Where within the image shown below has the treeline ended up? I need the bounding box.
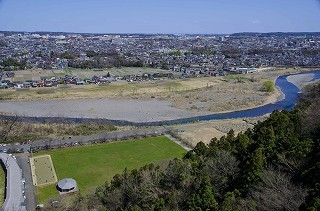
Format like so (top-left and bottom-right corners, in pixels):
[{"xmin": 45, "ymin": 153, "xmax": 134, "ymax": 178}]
[
  {"xmin": 51, "ymin": 82, "xmax": 320, "ymax": 211},
  {"xmin": 301, "ymin": 48, "xmax": 320, "ymax": 56},
  {"xmin": 0, "ymin": 58, "xmax": 28, "ymax": 70},
  {"xmin": 167, "ymin": 48, "xmax": 217, "ymax": 57},
  {"xmin": 68, "ymin": 58, "xmax": 143, "ymax": 69},
  {"xmin": 0, "ymin": 40, "xmax": 7, "ymax": 47},
  {"xmin": 247, "ymin": 48, "xmax": 284, "ymax": 55},
  {"xmin": 48, "ymin": 50, "xmax": 144, "ymax": 69}
]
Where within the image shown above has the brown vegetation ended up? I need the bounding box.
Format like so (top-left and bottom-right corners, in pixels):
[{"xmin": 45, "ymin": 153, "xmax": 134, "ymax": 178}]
[
  {"xmin": 171, "ymin": 117, "xmax": 267, "ymax": 147},
  {"xmin": 0, "ymin": 119, "xmax": 117, "ymax": 143}
]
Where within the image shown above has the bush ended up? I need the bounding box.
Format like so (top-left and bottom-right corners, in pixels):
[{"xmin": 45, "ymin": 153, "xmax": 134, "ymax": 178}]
[{"xmin": 262, "ymin": 80, "xmax": 275, "ymax": 92}]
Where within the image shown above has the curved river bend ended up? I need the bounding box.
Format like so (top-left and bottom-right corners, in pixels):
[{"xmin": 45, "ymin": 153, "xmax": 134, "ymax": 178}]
[{"xmin": 1, "ymin": 70, "xmax": 320, "ymax": 126}]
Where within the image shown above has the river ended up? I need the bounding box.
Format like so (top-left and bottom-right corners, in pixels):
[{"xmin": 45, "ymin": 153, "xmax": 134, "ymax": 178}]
[{"xmin": 0, "ymin": 70, "xmax": 320, "ymax": 126}]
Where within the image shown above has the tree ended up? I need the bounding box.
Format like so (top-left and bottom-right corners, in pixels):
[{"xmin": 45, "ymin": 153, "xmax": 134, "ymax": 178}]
[
  {"xmin": 238, "ymin": 147, "xmax": 267, "ymax": 193},
  {"xmin": 301, "ymin": 183, "xmax": 320, "ymax": 211},
  {"xmin": 254, "ymin": 126, "xmax": 276, "ymax": 160},
  {"xmin": 0, "ymin": 116, "xmax": 19, "ymax": 143},
  {"xmin": 192, "ymin": 141, "xmax": 209, "ymax": 157},
  {"xmin": 204, "ymin": 151, "xmax": 240, "ymax": 192},
  {"xmin": 220, "ymin": 190, "xmax": 256, "ymax": 211},
  {"xmin": 187, "ymin": 175, "xmax": 218, "ymax": 211},
  {"xmin": 168, "ymin": 50, "xmax": 182, "ymax": 56},
  {"xmin": 234, "ymin": 132, "xmax": 252, "ymax": 161}
]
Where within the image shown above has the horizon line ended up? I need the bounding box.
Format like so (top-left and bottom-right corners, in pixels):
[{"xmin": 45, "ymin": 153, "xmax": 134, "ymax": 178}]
[{"xmin": 1, "ymin": 30, "xmax": 320, "ymax": 36}]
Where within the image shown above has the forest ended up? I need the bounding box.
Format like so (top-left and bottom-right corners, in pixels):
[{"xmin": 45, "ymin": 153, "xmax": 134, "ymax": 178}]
[{"xmin": 48, "ymin": 82, "xmax": 320, "ymax": 211}]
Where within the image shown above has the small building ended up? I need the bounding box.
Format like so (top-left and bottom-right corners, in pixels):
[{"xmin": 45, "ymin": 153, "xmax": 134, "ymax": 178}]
[{"xmin": 56, "ymin": 178, "xmax": 78, "ymax": 194}]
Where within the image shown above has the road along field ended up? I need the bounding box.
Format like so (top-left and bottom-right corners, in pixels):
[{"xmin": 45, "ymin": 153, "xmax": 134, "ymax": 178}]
[
  {"xmin": 30, "ymin": 155, "xmax": 58, "ymax": 186},
  {"xmin": 34, "ymin": 136, "xmax": 186, "ymax": 204}
]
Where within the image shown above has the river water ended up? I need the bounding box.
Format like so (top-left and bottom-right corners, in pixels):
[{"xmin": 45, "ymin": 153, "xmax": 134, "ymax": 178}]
[{"xmin": 138, "ymin": 70, "xmax": 320, "ymax": 126}]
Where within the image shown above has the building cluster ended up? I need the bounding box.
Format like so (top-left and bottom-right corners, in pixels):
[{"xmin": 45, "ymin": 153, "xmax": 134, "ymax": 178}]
[{"xmin": 0, "ymin": 32, "xmax": 319, "ymax": 76}]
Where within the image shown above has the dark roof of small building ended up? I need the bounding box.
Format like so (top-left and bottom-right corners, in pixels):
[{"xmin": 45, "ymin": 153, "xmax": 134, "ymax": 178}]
[{"xmin": 57, "ymin": 178, "xmax": 77, "ymax": 190}]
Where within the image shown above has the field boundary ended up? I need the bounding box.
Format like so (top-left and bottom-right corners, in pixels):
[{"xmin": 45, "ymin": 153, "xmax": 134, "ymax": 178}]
[{"xmin": 30, "ymin": 155, "xmax": 58, "ymax": 186}]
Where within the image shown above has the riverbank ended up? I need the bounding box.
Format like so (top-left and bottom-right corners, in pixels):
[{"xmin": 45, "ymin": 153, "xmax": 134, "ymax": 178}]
[
  {"xmin": 287, "ymin": 73, "xmax": 315, "ymax": 89},
  {"xmin": 0, "ymin": 99, "xmax": 211, "ymax": 123},
  {"xmin": 0, "ymin": 70, "xmax": 318, "ymax": 124},
  {"xmin": 0, "ymin": 68, "xmax": 310, "ymax": 113}
]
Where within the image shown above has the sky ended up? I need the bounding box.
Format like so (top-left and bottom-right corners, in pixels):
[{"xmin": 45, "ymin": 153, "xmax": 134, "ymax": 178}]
[{"xmin": 0, "ymin": 0, "xmax": 319, "ymax": 34}]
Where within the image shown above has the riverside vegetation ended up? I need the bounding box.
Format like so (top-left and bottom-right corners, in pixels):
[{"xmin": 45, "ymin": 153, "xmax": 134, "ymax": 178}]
[
  {"xmin": 44, "ymin": 82, "xmax": 320, "ymax": 211},
  {"xmin": 0, "ymin": 120, "xmax": 117, "ymax": 143}
]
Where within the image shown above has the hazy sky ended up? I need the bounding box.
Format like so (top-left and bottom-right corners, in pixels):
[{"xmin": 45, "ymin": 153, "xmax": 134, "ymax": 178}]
[{"xmin": 0, "ymin": 0, "xmax": 319, "ymax": 34}]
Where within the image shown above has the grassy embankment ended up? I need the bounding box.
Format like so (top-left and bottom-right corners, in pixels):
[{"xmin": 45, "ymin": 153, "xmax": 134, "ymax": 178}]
[
  {"xmin": 0, "ymin": 164, "xmax": 5, "ymax": 207},
  {"xmin": 0, "ymin": 120, "xmax": 118, "ymax": 143},
  {"xmin": 34, "ymin": 136, "xmax": 186, "ymax": 203}
]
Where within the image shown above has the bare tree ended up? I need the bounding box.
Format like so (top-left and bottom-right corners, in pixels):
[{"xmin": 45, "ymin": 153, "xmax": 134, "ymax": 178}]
[
  {"xmin": 0, "ymin": 116, "xmax": 19, "ymax": 143},
  {"xmin": 250, "ymin": 168, "xmax": 307, "ymax": 211},
  {"xmin": 204, "ymin": 150, "xmax": 240, "ymax": 191}
]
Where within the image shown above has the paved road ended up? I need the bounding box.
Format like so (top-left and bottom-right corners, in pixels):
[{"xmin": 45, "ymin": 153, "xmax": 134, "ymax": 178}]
[{"xmin": 16, "ymin": 152, "xmax": 37, "ymax": 211}]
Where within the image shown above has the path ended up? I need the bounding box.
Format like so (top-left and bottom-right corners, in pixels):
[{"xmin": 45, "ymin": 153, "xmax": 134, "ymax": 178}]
[{"xmin": 164, "ymin": 133, "xmax": 192, "ymax": 151}]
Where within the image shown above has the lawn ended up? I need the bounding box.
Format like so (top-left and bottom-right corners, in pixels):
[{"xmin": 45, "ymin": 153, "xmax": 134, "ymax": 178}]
[
  {"xmin": 35, "ymin": 136, "xmax": 186, "ymax": 203},
  {"xmin": 0, "ymin": 164, "xmax": 5, "ymax": 207}
]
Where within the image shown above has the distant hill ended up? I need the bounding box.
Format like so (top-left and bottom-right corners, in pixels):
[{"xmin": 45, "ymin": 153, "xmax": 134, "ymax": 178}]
[
  {"xmin": 1, "ymin": 30, "xmax": 319, "ymax": 37},
  {"xmin": 230, "ymin": 32, "xmax": 320, "ymax": 37}
]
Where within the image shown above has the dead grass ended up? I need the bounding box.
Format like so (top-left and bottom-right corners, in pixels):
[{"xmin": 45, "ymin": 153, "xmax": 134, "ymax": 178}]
[
  {"xmin": 170, "ymin": 116, "xmax": 268, "ymax": 147},
  {"xmin": 0, "ymin": 120, "xmax": 119, "ymax": 143}
]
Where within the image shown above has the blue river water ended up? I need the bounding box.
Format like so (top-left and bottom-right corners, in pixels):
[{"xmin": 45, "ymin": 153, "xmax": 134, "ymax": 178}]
[
  {"xmin": 1, "ymin": 70, "xmax": 320, "ymax": 126},
  {"xmin": 135, "ymin": 70, "xmax": 320, "ymax": 126}
]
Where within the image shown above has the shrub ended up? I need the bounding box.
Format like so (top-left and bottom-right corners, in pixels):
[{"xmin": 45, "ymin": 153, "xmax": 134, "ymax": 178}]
[{"xmin": 262, "ymin": 80, "xmax": 275, "ymax": 92}]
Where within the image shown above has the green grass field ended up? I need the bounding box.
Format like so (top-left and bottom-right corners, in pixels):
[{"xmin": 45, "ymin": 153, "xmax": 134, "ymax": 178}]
[
  {"xmin": 31, "ymin": 155, "xmax": 57, "ymax": 186},
  {"xmin": 0, "ymin": 164, "xmax": 5, "ymax": 207},
  {"xmin": 35, "ymin": 136, "xmax": 186, "ymax": 203}
]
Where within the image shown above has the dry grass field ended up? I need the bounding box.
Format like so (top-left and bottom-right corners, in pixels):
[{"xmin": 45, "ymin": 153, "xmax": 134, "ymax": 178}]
[
  {"xmin": 170, "ymin": 116, "xmax": 268, "ymax": 147},
  {"xmin": 0, "ymin": 118, "xmax": 118, "ymax": 143},
  {"xmin": 6, "ymin": 67, "xmax": 177, "ymax": 82},
  {"xmin": 0, "ymin": 67, "xmax": 315, "ymax": 113}
]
